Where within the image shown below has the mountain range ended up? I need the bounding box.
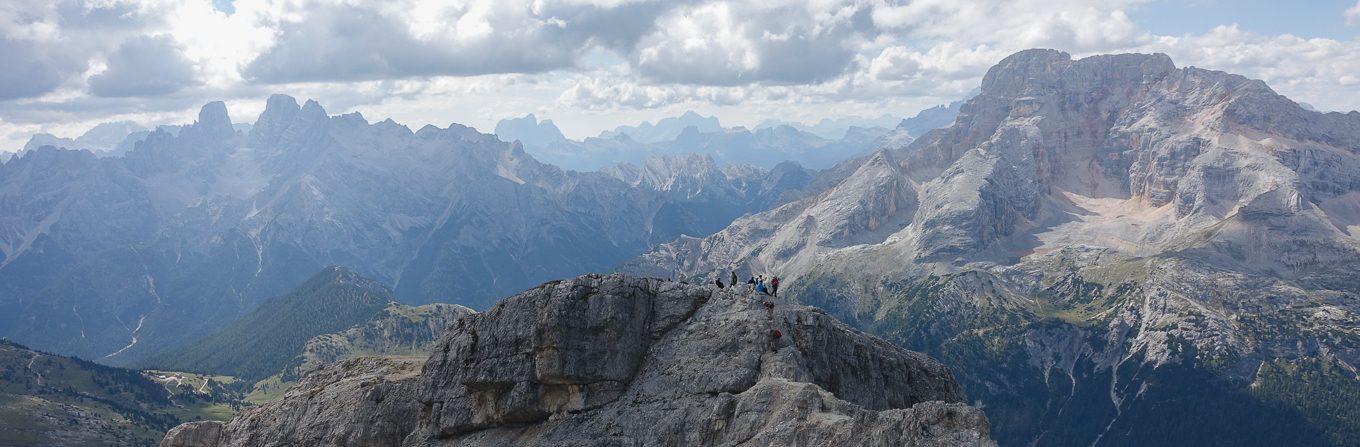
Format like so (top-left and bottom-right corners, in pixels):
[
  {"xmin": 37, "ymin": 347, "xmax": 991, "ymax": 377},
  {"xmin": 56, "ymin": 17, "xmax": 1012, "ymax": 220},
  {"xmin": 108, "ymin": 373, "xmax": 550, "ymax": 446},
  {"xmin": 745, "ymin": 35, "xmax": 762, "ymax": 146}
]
[
  {"xmin": 624, "ymin": 49, "xmax": 1360, "ymax": 445},
  {"xmin": 4, "ymin": 46, "xmax": 1359, "ymax": 446},
  {"xmin": 0, "ymin": 95, "xmax": 829, "ymax": 367},
  {"xmin": 491, "ymin": 107, "xmax": 953, "ymax": 171},
  {"xmin": 16, "ymin": 122, "xmax": 259, "ymax": 160},
  {"xmin": 756, "ymin": 113, "xmax": 902, "ymax": 140},
  {"xmin": 599, "ymin": 110, "xmax": 724, "ymax": 143},
  {"xmin": 21, "ymin": 121, "xmax": 151, "ymax": 158}
]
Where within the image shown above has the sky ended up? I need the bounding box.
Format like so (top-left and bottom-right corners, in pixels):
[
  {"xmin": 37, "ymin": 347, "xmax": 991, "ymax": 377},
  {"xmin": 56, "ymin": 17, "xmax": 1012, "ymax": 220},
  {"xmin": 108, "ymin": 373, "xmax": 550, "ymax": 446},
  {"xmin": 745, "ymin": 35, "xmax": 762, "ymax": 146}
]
[{"xmin": 3, "ymin": 0, "xmax": 1360, "ymax": 153}]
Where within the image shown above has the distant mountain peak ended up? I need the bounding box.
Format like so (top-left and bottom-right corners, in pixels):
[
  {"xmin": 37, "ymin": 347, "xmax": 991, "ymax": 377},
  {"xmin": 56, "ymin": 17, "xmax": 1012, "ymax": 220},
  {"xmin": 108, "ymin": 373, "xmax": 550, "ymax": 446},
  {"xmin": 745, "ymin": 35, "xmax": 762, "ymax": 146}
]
[
  {"xmin": 264, "ymin": 93, "xmax": 301, "ymax": 115},
  {"xmin": 196, "ymin": 101, "xmax": 233, "ymax": 134},
  {"xmin": 494, "ymin": 113, "xmax": 568, "ymax": 148},
  {"xmin": 300, "ymin": 99, "xmax": 328, "ymax": 118},
  {"xmin": 599, "ymin": 111, "xmax": 722, "ymax": 144},
  {"xmin": 250, "ymin": 93, "xmax": 303, "ymax": 146},
  {"xmin": 19, "ymin": 120, "xmax": 151, "ymax": 157}
]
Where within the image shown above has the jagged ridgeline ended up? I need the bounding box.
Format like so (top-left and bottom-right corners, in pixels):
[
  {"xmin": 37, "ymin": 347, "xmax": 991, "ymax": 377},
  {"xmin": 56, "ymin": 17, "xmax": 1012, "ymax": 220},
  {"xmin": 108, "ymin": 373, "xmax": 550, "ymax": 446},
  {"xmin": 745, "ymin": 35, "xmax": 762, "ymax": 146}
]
[
  {"xmin": 493, "ymin": 109, "xmax": 913, "ymax": 171},
  {"xmin": 625, "ymin": 49, "xmax": 1360, "ymax": 446},
  {"xmin": 162, "ymin": 274, "xmax": 995, "ymax": 447},
  {"xmin": 0, "ymin": 94, "xmax": 828, "ymax": 366}
]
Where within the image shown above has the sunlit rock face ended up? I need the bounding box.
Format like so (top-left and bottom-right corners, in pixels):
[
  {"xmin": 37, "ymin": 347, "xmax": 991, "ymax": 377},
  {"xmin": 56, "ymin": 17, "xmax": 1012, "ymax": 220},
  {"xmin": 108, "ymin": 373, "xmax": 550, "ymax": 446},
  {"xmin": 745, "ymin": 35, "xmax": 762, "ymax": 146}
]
[{"xmin": 625, "ymin": 49, "xmax": 1360, "ymax": 445}]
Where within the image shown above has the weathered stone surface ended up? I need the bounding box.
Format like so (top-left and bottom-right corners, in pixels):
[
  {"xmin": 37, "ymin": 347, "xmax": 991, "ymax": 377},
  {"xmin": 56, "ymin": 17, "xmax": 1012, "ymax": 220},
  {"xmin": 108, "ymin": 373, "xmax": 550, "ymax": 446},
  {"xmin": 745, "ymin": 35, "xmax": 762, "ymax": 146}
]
[
  {"xmin": 291, "ymin": 302, "xmax": 475, "ymax": 376},
  {"xmin": 405, "ymin": 274, "xmax": 983, "ymax": 446},
  {"xmin": 217, "ymin": 356, "xmax": 423, "ymax": 447},
  {"xmin": 160, "ymin": 421, "xmax": 224, "ymax": 447},
  {"xmin": 162, "ymin": 274, "xmax": 991, "ymax": 447}
]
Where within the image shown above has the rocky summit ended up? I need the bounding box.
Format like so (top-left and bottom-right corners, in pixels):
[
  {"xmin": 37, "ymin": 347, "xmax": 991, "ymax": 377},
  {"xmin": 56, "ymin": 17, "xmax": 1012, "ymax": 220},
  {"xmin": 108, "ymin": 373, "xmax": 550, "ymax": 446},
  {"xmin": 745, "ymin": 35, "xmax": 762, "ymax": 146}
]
[
  {"xmin": 160, "ymin": 274, "xmax": 992, "ymax": 447},
  {"xmin": 625, "ymin": 49, "xmax": 1360, "ymax": 445}
]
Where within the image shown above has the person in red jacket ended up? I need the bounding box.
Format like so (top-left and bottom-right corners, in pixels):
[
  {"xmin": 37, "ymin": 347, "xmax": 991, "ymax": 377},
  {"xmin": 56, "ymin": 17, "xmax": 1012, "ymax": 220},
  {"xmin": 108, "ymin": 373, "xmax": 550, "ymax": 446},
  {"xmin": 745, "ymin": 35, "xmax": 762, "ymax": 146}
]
[{"xmin": 770, "ymin": 276, "xmax": 780, "ymax": 298}]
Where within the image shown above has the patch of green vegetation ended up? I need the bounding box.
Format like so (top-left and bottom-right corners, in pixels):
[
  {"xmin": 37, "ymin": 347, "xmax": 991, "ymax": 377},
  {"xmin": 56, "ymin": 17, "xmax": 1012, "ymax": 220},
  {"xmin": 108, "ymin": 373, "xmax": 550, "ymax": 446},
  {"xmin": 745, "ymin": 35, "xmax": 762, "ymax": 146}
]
[
  {"xmin": 0, "ymin": 340, "xmax": 250, "ymax": 446},
  {"xmin": 143, "ymin": 267, "xmax": 395, "ymax": 381},
  {"xmin": 1028, "ymin": 271, "xmax": 1139, "ymax": 329},
  {"xmin": 244, "ymin": 374, "xmax": 292, "ymax": 405},
  {"xmin": 1252, "ymin": 356, "xmax": 1360, "ymax": 446},
  {"xmin": 164, "ymin": 401, "xmax": 238, "ymax": 422},
  {"xmin": 787, "ymin": 265, "xmax": 1357, "ymax": 447},
  {"xmin": 0, "ymin": 395, "xmax": 49, "ymax": 445}
]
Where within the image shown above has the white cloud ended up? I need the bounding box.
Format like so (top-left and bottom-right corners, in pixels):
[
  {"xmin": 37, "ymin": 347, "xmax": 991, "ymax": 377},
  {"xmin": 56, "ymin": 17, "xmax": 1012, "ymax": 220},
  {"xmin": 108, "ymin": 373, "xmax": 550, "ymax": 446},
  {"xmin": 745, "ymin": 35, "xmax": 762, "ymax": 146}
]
[
  {"xmin": 871, "ymin": 0, "xmax": 1149, "ymax": 51},
  {"xmin": 242, "ymin": 0, "xmax": 675, "ymax": 83},
  {"xmin": 0, "ymin": 0, "xmax": 155, "ymax": 100},
  {"xmin": 1138, "ymin": 25, "xmax": 1360, "ymax": 112},
  {"xmin": 4, "ymin": 0, "xmax": 1360, "ymax": 154},
  {"xmin": 631, "ymin": 1, "xmax": 868, "ymax": 85},
  {"xmin": 89, "ymin": 35, "xmax": 199, "ymax": 97},
  {"xmin": 868, "ymin": 43, "xmax": 1007, "ymax": 81}
]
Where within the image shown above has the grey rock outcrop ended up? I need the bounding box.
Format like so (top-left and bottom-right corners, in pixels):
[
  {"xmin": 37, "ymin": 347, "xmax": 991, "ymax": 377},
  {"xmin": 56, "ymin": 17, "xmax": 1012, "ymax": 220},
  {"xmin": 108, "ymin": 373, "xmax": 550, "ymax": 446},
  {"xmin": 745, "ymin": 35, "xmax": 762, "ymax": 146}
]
[
  {"xmin": 161, "ymin": 421, "xmax": 224, "ymax": 447},
  {"xmin": 163, "ymin": 356, "xmax": 425, "ymax": 447},
  {"xmin": 291, "ymin": 302, "xmax": 475, "ymax": 376},
  {"xmin": 162, "ymin": 274, "xmax": 992, "ymax": 447}
]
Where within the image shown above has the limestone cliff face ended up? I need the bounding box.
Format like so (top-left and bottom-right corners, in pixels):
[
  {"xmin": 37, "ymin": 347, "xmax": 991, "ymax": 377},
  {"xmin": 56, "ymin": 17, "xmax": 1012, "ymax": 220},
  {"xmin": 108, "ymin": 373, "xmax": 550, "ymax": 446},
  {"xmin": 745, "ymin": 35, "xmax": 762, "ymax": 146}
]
[
  {"xmin": 620, "ymin": 49, "xmax": 1360, "ymax": 445},
  {"xmin": 629, "ymin": 49, "xmax": 1360, "ymax": 283},
  {"xmin": 161, "ymin": 274, "xmax": 992, "ymax": 447}
]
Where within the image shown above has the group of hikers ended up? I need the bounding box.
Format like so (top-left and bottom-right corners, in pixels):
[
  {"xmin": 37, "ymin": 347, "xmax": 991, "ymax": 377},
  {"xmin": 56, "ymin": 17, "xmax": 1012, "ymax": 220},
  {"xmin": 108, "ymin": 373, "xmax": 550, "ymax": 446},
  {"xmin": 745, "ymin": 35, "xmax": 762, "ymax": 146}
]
[{"xmin": 712, "ymin": 270, "xmax": 780, "ymax": 298}]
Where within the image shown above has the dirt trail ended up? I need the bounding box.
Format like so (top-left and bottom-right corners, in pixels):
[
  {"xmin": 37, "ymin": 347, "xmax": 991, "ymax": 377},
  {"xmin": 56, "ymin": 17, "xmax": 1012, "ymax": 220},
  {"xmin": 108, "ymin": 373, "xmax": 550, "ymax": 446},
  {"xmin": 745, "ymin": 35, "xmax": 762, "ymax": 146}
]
[{"xmin": 26, "ymin": 353, "xmax": 43, "ymax": 386}]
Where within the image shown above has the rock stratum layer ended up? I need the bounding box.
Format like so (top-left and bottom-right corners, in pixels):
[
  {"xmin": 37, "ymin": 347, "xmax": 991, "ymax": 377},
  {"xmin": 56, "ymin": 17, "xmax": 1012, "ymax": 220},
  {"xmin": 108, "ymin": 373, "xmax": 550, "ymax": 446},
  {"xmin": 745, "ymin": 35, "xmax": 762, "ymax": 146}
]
[{"xmin": 161, "ymin": 274, "xmax": 992, "ymax": 447}]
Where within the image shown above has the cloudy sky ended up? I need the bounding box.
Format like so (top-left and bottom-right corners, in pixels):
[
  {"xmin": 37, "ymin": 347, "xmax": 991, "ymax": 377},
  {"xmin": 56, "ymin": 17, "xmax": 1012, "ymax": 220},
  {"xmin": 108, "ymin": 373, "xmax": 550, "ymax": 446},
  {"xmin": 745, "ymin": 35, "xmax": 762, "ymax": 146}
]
[{"xmin": 3, "ymin": 0, "xmax": 1360, "ymax": 153}]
